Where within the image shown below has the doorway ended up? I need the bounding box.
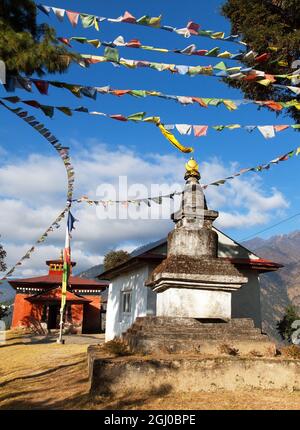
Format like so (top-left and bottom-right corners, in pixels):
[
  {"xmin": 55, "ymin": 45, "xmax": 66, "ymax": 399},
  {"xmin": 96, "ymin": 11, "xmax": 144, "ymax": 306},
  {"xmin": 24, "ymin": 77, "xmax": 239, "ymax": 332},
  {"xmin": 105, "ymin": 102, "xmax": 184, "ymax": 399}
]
[{"xmin": 47, "ymin": 304, "xmax": 59, "ymax": 329}]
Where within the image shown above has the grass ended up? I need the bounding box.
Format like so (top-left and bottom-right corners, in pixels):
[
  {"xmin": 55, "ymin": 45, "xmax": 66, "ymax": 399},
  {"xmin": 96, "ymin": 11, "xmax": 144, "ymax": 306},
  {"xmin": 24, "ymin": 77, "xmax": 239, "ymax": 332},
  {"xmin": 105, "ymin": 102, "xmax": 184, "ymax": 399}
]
[{"xmin": 0, "ymin": 331, "xmax": 300, "ymax": 410}]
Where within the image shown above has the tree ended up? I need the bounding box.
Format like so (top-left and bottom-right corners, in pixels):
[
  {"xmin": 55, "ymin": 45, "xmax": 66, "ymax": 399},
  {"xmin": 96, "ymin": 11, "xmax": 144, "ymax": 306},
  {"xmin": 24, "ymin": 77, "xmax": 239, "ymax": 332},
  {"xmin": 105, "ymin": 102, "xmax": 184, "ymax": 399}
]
[
  {"xmin": 104, "ymin": 250, "xmax": 130, "ymax": 271},
  {"xmin": 277, "ymin": 305, "xmax": 300, "ymax": 342},
  {"xmin": 222, "ymin": 0, "xmax": 300, "ymax": 123},
  {"xmin": 0, "ymin": 0, "xmax": 77, "ymax": 76}
]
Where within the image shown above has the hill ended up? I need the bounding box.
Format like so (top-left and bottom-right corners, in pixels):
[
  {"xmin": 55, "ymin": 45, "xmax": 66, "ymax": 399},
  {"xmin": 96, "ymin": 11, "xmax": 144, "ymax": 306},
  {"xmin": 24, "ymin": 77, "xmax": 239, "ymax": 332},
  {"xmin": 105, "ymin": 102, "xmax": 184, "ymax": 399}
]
[{"xmin": 243, "ymin": 231, "xmax": 300, "ymax": 341}]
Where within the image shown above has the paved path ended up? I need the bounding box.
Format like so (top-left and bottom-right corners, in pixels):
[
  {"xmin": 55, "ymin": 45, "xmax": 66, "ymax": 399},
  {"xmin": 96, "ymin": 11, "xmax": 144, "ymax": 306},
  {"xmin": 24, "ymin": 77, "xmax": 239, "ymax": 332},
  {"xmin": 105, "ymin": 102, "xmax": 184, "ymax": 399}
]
[{"xmin": 7, "ymin": 333, "xmax": 105, "ymax": 346}]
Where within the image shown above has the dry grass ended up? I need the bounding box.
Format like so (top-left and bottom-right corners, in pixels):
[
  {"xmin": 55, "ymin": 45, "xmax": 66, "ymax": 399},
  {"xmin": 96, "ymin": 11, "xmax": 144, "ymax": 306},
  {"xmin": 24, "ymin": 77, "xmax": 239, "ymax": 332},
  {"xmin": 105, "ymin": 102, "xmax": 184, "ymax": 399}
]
[{"xmin": 0, "ymin": 331, "xmax": 300, "ymax": 410}]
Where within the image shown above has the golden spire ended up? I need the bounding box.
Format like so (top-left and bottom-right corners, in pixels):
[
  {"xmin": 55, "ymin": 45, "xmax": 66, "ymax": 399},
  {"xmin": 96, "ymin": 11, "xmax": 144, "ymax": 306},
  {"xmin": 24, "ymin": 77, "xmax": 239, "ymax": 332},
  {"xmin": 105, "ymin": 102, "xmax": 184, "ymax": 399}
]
[
  {"xmin": 184, "ymin": 157, "xmax": 200, "ymax": 180},
  {"xmin": 60, "ymin": 249, "xmax": 63, "ymax": 261}
]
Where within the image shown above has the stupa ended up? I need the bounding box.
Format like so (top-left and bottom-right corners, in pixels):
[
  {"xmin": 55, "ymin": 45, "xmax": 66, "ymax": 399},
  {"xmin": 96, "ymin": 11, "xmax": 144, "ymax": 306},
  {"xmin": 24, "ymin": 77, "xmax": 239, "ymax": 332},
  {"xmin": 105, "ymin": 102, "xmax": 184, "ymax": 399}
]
[
  {"xmin": 123, "ymin": 158, "xmax": 275, "ymax": 355},
  {"xmin": 147, "ymin": 158, "xmax": 248, "ymax": 320}
]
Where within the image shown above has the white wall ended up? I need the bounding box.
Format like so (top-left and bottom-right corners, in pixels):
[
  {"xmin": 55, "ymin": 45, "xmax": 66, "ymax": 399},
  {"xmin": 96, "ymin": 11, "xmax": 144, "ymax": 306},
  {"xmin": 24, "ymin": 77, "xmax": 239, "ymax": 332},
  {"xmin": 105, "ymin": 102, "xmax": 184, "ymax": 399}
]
[
  {"xmin": 157, "ymin": 288, "xmax": 232, "ymax": 320},
  {"xmin": 105, "ymin": 264, "xmax": 151, "ymax": 341},
  {"xmin": 231, "ymin": 270, "xmax": 262, "ymax": 328}
]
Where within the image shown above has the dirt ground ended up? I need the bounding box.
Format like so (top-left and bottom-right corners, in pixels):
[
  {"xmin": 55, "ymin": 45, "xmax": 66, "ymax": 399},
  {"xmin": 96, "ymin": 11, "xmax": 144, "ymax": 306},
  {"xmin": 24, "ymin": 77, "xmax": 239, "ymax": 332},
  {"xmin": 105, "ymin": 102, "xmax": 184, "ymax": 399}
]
[{"xmin": 0, "ymin": 331, "xmax": 300, "ymax": 410}]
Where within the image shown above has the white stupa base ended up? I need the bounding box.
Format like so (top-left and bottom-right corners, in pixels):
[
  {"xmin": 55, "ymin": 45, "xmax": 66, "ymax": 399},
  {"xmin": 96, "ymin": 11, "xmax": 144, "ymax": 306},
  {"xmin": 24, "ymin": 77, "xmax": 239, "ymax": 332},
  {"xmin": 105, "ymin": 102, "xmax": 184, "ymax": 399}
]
[{"xmin": 156, "ymin": 288, "xmax": 232, "ymax": 320}]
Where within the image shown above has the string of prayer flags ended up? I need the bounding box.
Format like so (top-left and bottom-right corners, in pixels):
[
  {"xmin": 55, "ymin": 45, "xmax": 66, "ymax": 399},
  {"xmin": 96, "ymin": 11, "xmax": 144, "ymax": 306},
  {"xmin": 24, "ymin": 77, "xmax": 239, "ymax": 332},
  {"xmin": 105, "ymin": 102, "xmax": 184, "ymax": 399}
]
[
  {"xmin": 0, "ymin": 206, "xmax": 69, "ymax": 282},
  {"xmin": 73, "ymin": 144, "xmax": 300, "ymax": 208},
  {"xmin": 57, "ymin": 34, "xmax": 268, "ymax": 64},
  {"xmin": 73, "ymin": 191, "xmax": 183, "ymax": 208},
  {"xmin": 37, "ymin": 4, "xmax": 245, "ymax": 45},
  {"xmin": 0, "ymin": 100, "xmax": 75, "ymax": 201},
  {"xmin": 202, "ymin": 146, "xmax": 300, "ymax": 189},
  {"xmin": 0, "ymin": 97, "xmax": 192, "ymax": 153},
  {"xmin": 3, "ymin": 96, "xmax": 300, "ymax": 142},
  {"xmin": 77, "ymin": 53, "xmax": 300, "ymax": 84},
  {"xmin": 6, "ymin": 75, "xmax": 300, "ymax": 113},
  {"xmin": 79, "ymin": 53, "xmax": 266, "ymax": 80}
]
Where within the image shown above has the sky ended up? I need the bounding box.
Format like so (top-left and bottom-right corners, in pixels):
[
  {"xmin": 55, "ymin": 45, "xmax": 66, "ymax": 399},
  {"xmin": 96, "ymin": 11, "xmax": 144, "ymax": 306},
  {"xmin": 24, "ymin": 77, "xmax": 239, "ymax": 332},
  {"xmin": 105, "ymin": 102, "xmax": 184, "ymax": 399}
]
[{"xmin": 0, "ymin": 0, "xmax": 300, "ymax": 277}]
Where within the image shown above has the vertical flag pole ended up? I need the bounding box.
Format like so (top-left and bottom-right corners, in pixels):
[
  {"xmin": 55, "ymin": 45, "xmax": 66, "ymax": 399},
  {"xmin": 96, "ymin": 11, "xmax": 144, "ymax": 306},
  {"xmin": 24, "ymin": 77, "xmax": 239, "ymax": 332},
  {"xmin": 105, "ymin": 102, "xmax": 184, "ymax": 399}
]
[{"xmin": 57, "ymin": 205, "xmax": 76, "ymax": 345}]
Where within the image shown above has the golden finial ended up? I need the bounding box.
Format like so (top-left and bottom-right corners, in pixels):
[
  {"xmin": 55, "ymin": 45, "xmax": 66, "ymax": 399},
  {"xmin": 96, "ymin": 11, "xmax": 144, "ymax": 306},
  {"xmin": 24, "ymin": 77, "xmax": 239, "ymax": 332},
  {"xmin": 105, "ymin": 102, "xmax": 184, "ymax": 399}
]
[
  {"xmin": 60, "ymin": 249, "xmax": 63, "ymax": 261},
  {"xmin": 185, "ymin": 157, "xmax": 200, "ymax": 180}
]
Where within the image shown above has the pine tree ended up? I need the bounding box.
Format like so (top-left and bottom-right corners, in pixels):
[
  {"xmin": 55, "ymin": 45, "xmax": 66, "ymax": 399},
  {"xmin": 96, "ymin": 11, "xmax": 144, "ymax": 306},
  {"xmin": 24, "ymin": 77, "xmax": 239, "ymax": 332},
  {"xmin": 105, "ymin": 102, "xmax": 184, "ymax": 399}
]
[
  {"xmin": 104, "ymin": 250, "xmax": 130, "ymax": 271},
  {"xmin": 277, "ymin": 305, "xmax": 300, "ymax": 342},
  {"xmin": 222, "ymin": 0, "xmax": 300, "ymax": 123},
  {"xmin": 0, "ymin": 0, "xmax": 77, "ymax": 76}
]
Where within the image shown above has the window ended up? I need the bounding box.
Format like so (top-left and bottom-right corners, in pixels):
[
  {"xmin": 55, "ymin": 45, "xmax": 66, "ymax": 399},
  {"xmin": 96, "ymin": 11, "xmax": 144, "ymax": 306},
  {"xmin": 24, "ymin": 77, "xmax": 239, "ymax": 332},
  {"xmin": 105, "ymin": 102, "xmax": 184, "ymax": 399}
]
[{"xmin": 121, "ymin": 291, "xmax": 132, "ymax": 314}]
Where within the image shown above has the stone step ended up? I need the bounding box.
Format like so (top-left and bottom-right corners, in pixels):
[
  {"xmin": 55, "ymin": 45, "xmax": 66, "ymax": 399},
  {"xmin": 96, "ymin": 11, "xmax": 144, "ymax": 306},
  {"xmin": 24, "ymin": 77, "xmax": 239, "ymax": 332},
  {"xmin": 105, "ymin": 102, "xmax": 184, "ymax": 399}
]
[
  {"xmin": 133, "ymin": 318, "xmax": 255, "ymax": 330},
  {"xmin": 124, "ymin": 332, "xmax": 269, "ymax": 342},
  {"xmin": 126, "ymin": 328, "xmax": 263, "ymax": 338}
]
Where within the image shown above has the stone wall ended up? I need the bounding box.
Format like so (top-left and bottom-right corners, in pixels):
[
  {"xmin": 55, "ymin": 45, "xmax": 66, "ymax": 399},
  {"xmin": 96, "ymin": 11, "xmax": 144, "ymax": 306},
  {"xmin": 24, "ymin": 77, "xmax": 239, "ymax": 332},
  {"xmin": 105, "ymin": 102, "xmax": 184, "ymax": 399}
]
[{"xmin": 89, "ymin": 355, "xmax": 300, "ymax": 394}]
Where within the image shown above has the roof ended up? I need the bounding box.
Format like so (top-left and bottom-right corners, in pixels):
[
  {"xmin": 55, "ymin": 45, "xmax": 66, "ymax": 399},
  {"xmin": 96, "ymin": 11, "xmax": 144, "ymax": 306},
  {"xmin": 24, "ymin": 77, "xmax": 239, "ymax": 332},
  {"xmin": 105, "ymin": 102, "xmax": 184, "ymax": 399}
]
[
  {"xmin": 25, "ymin": 286, "xmax": 92, "ymax": 304},
  {"xmin": 9, "ymin": 273, "xmax": 108, "ymax": 290},
  {"xmin": 98, "ymin": 232, "xmax": 283, "ymax": 280}
]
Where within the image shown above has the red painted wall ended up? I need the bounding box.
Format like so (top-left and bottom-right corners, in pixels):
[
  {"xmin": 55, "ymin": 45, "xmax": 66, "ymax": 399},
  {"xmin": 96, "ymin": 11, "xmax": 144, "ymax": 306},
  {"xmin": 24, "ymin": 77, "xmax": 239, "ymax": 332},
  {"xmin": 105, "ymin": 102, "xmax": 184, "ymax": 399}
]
[
  {"xmin": 12, "ymin": 293, "xmax": 102, "ymax": 334},
  {"xmin": 82, "ymin": 295, "xmax": 101, "ymax": 334},
  {"xmin": 12, "ymin": 294, "xmax": 43, "ymax": 328}
]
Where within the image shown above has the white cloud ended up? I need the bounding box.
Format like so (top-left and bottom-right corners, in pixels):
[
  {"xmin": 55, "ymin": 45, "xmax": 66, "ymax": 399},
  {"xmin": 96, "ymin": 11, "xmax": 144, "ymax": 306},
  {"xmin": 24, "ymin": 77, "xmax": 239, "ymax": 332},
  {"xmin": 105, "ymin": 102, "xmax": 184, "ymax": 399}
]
[{"xmin": 0, "ymin": 141, "xmax": 289, "ymax": 277}]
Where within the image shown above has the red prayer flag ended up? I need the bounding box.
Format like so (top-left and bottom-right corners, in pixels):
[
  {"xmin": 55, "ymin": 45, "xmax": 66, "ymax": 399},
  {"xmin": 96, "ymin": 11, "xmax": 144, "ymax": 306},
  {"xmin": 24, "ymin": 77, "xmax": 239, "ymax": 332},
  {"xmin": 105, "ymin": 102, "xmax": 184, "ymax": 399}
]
[
  {"xmin": 192, "ymin": 97, "xmax": 208, "ymax": 108},
  {"xmin": 274, "ymin": 125, "xmax": 289, "ymax": 132},
  {"xmin": 58, "ymin": 37, "xmax": 72, "ymax": 47},
  {"xmin": 122, "ymin": 11, "xmax": 137, "ymax": 23},
  {"xmin": 110, "ymin": 114, "xmax": 128, "ymax": 121},
  {"xmin": 255, "ymin": 53, "xmax": 270, "ymax": 63},
  {"xmin": 66, "ymin": 11, "xmax": 79, "ymax": 27},
  {"xmin": 33, "ymin": 80, "xmax": 49, "ymax": 95},
  {"xmin": 261, "ymin": 101, "xmax": 283, "ymax": 111},
  {"xmin": 193, "ymin": 125, "xmax": 208, "ymax": 137},
  {"xmin": 127, "ymin": 39, "xmax": 142, "ymax": 48},
  {"xmin": 112, "ymin": 90, "xmax": 131, "ymax": 97},
  {"xmin": 194, "ymin": 50, "xmax": 208, "ymax": 56},
  {"xmin": 187, "ymin": 21, "xmax": 200, "ymax": 35}
]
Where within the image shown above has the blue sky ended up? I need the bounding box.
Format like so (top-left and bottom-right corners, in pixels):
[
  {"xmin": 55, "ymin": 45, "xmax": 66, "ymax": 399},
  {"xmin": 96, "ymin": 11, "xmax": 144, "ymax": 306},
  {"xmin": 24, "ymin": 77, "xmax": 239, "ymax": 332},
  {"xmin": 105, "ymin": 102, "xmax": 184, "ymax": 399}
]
[{"xmin": 0, "ymin": 0, "xmax": 300, "ymax": 276}]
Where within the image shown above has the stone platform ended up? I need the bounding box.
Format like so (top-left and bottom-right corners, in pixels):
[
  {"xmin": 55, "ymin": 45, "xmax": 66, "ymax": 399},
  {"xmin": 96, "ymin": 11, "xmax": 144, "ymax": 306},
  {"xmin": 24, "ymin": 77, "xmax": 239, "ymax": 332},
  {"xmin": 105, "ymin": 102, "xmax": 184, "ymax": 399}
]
[
  {"xmin": 88, "ymin": 353, "xmax": 300, "ymax": 394},
  {"xmin": 122, "ymin": 316, "xmax": 275, "ymax": 356}
]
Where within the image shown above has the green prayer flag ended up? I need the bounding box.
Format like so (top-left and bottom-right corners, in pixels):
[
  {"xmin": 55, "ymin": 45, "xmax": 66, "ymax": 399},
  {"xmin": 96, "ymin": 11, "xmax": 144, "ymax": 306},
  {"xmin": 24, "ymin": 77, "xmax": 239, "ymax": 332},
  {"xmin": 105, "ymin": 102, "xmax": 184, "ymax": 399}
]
[
  {"xmin": 80, "ymin": 14, "xmax": 94, "ymax": 28},
  {"xmin": 104, "ymin": 46, "xmax": 120, "ymax": 62},
  {"xmin": 206, "ymin": 47, "xmax": 220, "ymax": 57},
  {"xmin": 136, "ymin": 15, "xmax": 151, "ymax": 25},
  {"xmin": 57, "ymin": 107, "xmax": 73, "ymax": 116},
  {"xmin": 71, "ymin": 37, "xmax": 87, "ymax": 44},
  {"xmin": 130, "ymin": 90, "xmax": 147, "ymax": 98},
  {"xmin": 40, "ymin": 105, "xmax": 54, "ymax": 118},
  {"xmin": 127, "ymin": 112, "xmax": 146, "ymax": 121}
]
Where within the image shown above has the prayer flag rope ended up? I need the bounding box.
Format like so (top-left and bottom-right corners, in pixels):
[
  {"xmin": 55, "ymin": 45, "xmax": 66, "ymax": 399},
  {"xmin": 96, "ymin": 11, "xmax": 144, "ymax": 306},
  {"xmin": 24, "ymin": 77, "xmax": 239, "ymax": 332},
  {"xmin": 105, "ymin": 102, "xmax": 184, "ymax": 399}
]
[
  {"xmin": 0, "ymin": 100, "xmax": 75, "ymax": 201},
  {"xmin": 2, "ymin": 96, "xmax": 300, "ymax": 140},
  {"xmin": 78, "ymin": 52, "xmax": 296, "ymax": 84},
  {"xmin": 58, "ymin": 35, "xmax": 272, "ymax": 65},
  {"xmin": 6, "ymin": 75, "xmax": 300, "ymax": 111},
  {"xmin": 73, "ymin": 145, "xmax": 300, "ymax": 207},
  {"xmin": 1, "ymin": 98, "xmax": 193, "ymax": 153},
  {"xmin": 0, "ymin": 205, "xmax": 69, "ymax": 281},
  {"xmin": 0, "ymin": 101, "xmax": 76, "ymax": 280},
  {"xmin": 37, "ymin": 4, "xmax": 245, "ymax": 45}
]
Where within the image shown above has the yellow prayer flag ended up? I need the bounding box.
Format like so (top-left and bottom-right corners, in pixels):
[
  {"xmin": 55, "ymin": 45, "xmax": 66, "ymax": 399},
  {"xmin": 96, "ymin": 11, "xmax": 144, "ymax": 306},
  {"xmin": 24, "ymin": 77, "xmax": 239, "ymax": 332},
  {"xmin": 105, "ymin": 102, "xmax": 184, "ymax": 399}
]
[{"xmin": 158, "ymin": 124, "xmax": 193, "ymax": 153}]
